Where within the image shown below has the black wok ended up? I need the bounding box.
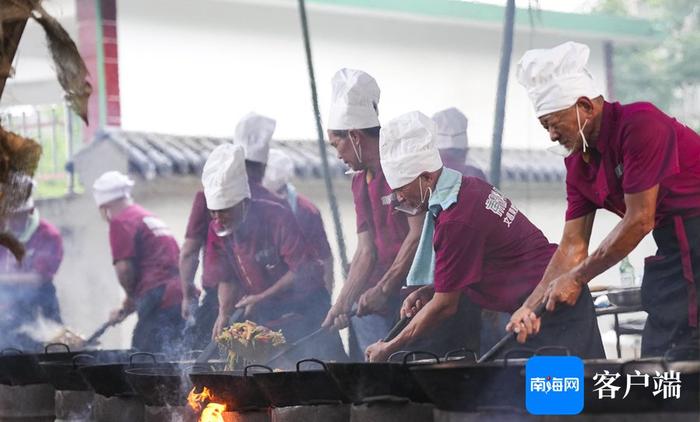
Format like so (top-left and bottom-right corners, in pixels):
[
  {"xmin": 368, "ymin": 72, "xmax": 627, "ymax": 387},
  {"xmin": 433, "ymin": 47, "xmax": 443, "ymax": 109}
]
[
  {"xmin": 125, "ymin": 361, "xmax": 225, "ymax": 407},
  {"xmin": 40, "ymin": 348, "xmax": 133, "ymax": 391},
  {"xmin": 188, "ymin": 365, "xmax": 271, "ymax": 411},
  {"xmin": 326, "ymin": 351, "xmax": 440, "ymax": 404},
  {"xmin": 0, "ymin": 343, "xmax": 92, "ymax": 386},
  {"xmin": 78, "ymin": 352, "xmax": 175, "ymax": 397},
  {"xmin": 253, "ymin": 358, "xmax": 348, "ymax": 407},
  {"xmin": 410, "ymin": 348, "xmax": 535, "ymax": 412}
]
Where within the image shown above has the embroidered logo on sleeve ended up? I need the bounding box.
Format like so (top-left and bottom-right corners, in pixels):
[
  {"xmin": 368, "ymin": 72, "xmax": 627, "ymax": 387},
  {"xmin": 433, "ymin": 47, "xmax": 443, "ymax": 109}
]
[
  {"xmin": 485, "ymin": 188, "xmax": 519, "ymax": 228},
  {"xmin": 503, "ymin": 204, "xmax": 519, "ymax": 228},
  {"xmin": 485, "ymin": 188, "xmax": 508, "ymax": 217}
]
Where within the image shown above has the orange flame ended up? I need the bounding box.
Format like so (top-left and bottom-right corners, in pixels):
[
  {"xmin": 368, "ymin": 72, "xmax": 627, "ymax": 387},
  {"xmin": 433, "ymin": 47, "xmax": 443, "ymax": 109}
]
[
  {"xmin": 201, "ymin": 403, "xmax": 226, "ymax": 422},
  {"xmin": 188, "ymin": 387, "xmax": 227, "ymax": 422}
]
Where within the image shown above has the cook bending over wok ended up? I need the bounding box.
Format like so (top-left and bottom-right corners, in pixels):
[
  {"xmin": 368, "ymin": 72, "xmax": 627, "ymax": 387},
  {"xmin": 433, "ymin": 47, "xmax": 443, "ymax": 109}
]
[
  {"xmin": 365, "ymin": 111, "xmax": 605, "ymax": 362},
  {"xmin": 201, "ymin": 144, "xmax": 346, "ymax": 363}
]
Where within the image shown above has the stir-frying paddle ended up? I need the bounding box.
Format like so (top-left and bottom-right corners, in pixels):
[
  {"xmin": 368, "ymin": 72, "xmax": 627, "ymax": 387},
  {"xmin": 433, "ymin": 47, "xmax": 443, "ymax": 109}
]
[{"xmin": 264, "ymin": 310, "xmax": 357, "ymax": 366}]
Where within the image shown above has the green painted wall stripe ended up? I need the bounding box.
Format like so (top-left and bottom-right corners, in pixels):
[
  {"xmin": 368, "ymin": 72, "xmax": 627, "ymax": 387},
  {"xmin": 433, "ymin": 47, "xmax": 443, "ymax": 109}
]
[{"xmin": 307, "ymin": 0, "xmax": 657, "ymax": 39}]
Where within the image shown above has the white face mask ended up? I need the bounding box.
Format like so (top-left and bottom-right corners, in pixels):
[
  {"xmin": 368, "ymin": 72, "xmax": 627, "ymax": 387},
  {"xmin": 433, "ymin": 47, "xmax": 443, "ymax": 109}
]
[
  {"xmin": 213, "ymin": 220, "xmax": 233, "ymax": 237},
  {"xmin": 547, "ymin": 143, "xmax": 574, "ymax": 158},
  {"xmin": 394, "ymin": 178, "xmax": 431, "ymax": 215},
  {"xmin": 546, "ymin": 104, "xmax": 589, "ymax": 158}
]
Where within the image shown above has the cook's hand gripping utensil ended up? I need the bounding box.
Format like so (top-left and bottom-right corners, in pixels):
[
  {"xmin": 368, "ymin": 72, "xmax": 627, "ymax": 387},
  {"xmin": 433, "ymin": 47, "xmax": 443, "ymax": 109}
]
[{"xmin": 478, "ymin": 302, "xmax": 546, "ymax": 363}]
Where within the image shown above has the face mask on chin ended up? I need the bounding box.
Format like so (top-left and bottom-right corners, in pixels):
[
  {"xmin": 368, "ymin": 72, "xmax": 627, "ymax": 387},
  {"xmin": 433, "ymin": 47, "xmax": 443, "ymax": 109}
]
[
  {"xmin": 394, "ymin": 178, "xmax": 431, "ymax": 216},
  {"xmin": 546, "ymin": 104, "xmax": 589, "ymax": 158},
  {"xmin": 213, "ymin": 221, "xmax": 233, "ymax": 237},
  {"xmin": 547, "ymin": 143, "xmax": 574, "ymax": 158}
]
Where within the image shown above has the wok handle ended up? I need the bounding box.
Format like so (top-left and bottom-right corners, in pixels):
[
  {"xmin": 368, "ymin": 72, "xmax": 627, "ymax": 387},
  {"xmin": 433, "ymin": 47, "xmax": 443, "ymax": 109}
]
[
  {"xmin": 244, "ymin": 364, "xmax": 273, "ymax": 377},
  {"xmin": 383, "ymin": 316, "xmax": 412, "ymax": 342},
  {"xmin": 183, "ymin": 350, "xmax": 204, "ymax": 361},
  {"xmin": 402, "ymin": 351, "xmax": 440, "ymax": 365},
  {"xmin": 0, "ymin": 348, "xmax": 23, "ymax": 355},
  {"xmin": 296, "ymin": 358, "xmax": 328, "ymax": 372},
  {"xmin": 44, "ymin": 343, "xmax": 70, "ymax": 354},
  {"xmin": 502, "ymin": 348, "xmax": 535, "ymax": 367},
  {"xmin": 71, "ymin": 354, "xmax": 96, "ymax": 368},
  {"xmin": 534, "ymin": 346, "xmax": 571, "ymax": 356},
  {"xmin": 444, "ymin": 348, "xmax": 478, "ymax": 362},
  {"xmin": 387, "ymin": 350, "xmax": 410, "ymax": 362},
  {"xmin": 478, "ymin": 302, "xmax": 546, "ymax": 364},
  {"xmin": 129, "ymin": 352, "xmax": 157, "ymax": 366}
]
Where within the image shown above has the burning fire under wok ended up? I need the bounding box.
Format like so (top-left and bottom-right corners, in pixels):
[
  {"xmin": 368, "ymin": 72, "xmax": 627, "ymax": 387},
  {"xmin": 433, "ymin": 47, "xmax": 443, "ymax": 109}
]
[{"xmin": 188, "ymin": 386, "xmax": 227, "ymax": 422}]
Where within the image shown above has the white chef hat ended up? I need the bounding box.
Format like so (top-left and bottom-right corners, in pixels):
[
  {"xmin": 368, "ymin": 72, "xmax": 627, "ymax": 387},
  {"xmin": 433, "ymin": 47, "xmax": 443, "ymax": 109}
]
[
  {"xmin": 380, "ymin": 111, "xmax": 443, "ymax": 190},
  {"xmin": 516, "ymin": 41, "xmax": 603, "ymax": 117},
  {"xmin": 92, "ymin": 171, "xmax": 134, "ymax": 207},
  {"xmin": 11, "ymin": 176, "xmax": 36, "ymax": 213},
  {"xmin": 263, "ymin": 148, "xmax": 295, "ymax": 193},
  {"xmin": 202, "ymin": 143, "xmax": 251, "ymax": 211},
  {"xmin": 233, "ymin": 112, "xmax": 276, "ymax": 164},
  {"xmin": 432, "ymin": 107, "xmax": 468, "ymax": 150},
  {"xmin": 327, "ymin": 68, "xmax": 380, "ymax": 131}
]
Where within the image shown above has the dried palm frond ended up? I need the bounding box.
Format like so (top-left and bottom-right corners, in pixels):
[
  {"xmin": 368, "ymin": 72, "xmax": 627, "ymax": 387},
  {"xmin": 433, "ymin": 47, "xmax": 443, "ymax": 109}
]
[
  {"xmin": 31, "ymin": 1, "xmax": 92, "ymax": 123},
  {"xmin": 1, "ymin": 0, "xmax": 91, "ymax": 123},
  {"xmin": 0, "ymin": 126, "xmax": 41, "ymax": 262}
]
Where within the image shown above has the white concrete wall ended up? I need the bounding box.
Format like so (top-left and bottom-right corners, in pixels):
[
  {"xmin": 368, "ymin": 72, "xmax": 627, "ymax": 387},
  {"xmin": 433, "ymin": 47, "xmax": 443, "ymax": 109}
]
[{"xmin": 116, "ymin": 0, "xmax": 607, "ymax": 149}]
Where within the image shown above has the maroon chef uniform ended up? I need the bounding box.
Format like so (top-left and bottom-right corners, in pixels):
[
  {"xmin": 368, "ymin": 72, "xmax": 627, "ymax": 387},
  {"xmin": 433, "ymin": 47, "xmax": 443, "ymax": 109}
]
[
  {"xmin": 184, "ymin": 183, "xmax": 288, "ymax": 348},
  {"xmin": 289, "ymin": 190, "xmax": 332, "ymax": 263},
  {"xmin": 349, "ymin": 167, "xmax": 410, "ymax": 356},
  {"xmin": 205, "ymin": 199, "xmax": 346, "ymax": 361},
  {"xmin": 565, "ymin": 101, "xmax": 700, "ymax": 356},
  {"xmin": 109, "ymin": 204, "xmax": 184, "ymax": 353},
  {"xmin": 0, "ymin": 217, "xmax": 63, "ymax": 349},
  {"xmin": 433, "ymin": 177, "xmax": 605, "ymax": 358}
]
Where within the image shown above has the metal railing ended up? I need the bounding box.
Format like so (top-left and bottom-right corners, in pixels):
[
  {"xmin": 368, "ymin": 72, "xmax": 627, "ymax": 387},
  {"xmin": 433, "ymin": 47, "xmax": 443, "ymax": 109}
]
[{"xmin": 0, "ymin": 103, "xmax": 82, "ymax": 198}]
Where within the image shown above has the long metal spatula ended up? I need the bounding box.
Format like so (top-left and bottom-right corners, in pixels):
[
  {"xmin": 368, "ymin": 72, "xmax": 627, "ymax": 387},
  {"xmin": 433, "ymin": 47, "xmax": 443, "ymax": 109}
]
[{"xmin": 264, "ymin": 310, "xmax": 357, "ymax": 366}]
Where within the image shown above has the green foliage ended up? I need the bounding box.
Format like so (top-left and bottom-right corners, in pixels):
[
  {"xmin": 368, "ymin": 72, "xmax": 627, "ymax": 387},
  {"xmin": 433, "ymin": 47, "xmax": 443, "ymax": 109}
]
[{"xmin": 596, "ymin": 0, "xmax": 700, "ymax": 131}]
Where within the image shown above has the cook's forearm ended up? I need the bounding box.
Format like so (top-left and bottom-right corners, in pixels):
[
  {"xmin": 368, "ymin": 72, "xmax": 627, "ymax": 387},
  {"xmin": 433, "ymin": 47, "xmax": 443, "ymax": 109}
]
[
  {"xmin": 523, "ymin": 246, "xmax": 587, "ymax": 308},
  {"xmin": 386, "ymin": 294, "xmax": 456, "ymax": 353},
  {"xmin": 376, "ymin": 231, "xmax": 419, "ymax": 295},
  {"xmin": 218, "ymin": 281, "xmax": 238, "ymax": 317},
  {"xmin": 323, "ymin": 257, "xmax": 334, "ymax": 294},
  {"xmin": 573, "ymin": 216, "xmax": 650, "ymax": 284},
  {"xmin": 179, "ymin": 238, "xmax": 202, "ymax": 297},
  {"xmin": 258, "ymin": 270, "xmax": 295, "ymax": 302},
  {"xmin": 337, "ymin": 244, "xmax": 376, "ymax": 307},
  {"xmin": 114, "ymin": 260, "xmax": 137, "ymax": 297}
]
